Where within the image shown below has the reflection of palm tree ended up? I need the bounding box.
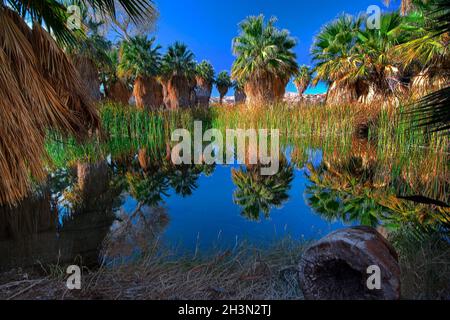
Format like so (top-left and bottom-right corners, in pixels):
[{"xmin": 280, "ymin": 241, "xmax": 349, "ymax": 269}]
[
  {"xmin": 126, "ymin": 171, "xmax": 169, "ymax": 207},
  {"xmin": 306, "ymin": 182, "xmax": 382, "ymax": 227},
  {"xmin": 167, "ymin": 165, "xmax": 202, "ymax": 197},
  {"xmin": 126, "ymin": 149, "xmax": 170, "ymax": 207},
  {"xmin": 231, "ymin": 159, "xmax": 294, "ymax": 221},
  {"xmin": 127, "ymin": 148, "xmax": 216, "ymax": 203},
  {"xmin": 305, "ymin": 160, "xmax": 450, "ymax": 229}
]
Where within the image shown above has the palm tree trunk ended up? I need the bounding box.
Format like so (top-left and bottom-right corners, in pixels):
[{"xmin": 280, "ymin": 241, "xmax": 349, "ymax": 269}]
[
  {"xmin": 133, "ymin": 76, "xmax": 164, "ymax": 110},
  {"xmin": 244, "ymin": 74, "xmax": 286, "ymax": 105},
  {"xmin": 234, "ymin": 88, "xmax": 246, "ymax": 104},
  {"xmin": 218, "ymin": 85, "xmax": 228, "ymax": 104},
  {"xmin": 195, "ymin": 78, "xmax": 212, "ymax": 107},
  {"xmin": 71, "ymin": 55, "xmax": 101, "ymax": 101},
  {"xmin": 163, "ymin": 75, "xmax": 193, "ymax": 109},
  {"xmin": 106, "ymin": 79, "xmax": 131, "ymax": 105}
]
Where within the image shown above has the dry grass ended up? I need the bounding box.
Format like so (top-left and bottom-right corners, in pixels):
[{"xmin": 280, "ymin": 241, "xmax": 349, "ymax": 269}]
[
  {"xmin": 0, "ymin": 239, "xmax": 305, "ymax": 300},
  {"xmin": 0, "ymin": 227, "xmax": 448, "ymax": 300},
  {"xmin": 389, "ymin": 225, "xmax": 450, "ymax": 300}
]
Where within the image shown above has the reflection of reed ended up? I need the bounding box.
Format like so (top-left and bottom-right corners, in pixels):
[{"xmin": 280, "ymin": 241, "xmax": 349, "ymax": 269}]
[
  {"xmin": 305, "ymin": 146, "xmax": 450, "ymax": 229},
  {"xmin": 292, "ymin": 133, "xmax": 449, "ymax": 204}
]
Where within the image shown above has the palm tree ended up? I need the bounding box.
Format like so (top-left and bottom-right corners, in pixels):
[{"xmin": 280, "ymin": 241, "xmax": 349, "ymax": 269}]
[
  {"xmin": 215, "ymin": 71, "xmax": 232, "ymax": 104},
  {"xmin": 404, "ymin": 0, "xmax": 450, "ymax": 134},
  {"xmin": 160, "ymin": 42, "xmax": 197, "ymax": 109},
  {"xmin": 118, "ymin": 36, "xmax": 163, "ymax": 110},
  {"xmin": 232, "ymin": 15, "xmax": 298, "ymax": 104},
  {"xmin": 0, "ymin": 0, "xmax": 156, "ymax": 205},
  {"xmin": 68, "ymin": 5, "xmax": 112, "ymax": 101},
  {"xmin": 103, "ymin": 48, "xmax": 132, "ymax": 104},
  {"xmin": 195, "ymin": 60, "xmax": 215, "ymax": 107},
  {"xmin": 312, "ymin": 13, "xmax": 408, "ymax": 104},
  {"xmin": 311, "ymin": 15, "xmax": 362, "ymax": 104},
  {"xmin": 350, "ymin": 13, "xmax": 407, "ymax": 102},
  {"xmin": 233, "ymin": 80, "xmax": 246, "ymax": 104},
  {"xmin": 294, "ymin": 65, "xmax": 312, "ymax": 98},
  {"xmin": 396, "ymin": 0, "xmax": 449, "ymax": 97}
]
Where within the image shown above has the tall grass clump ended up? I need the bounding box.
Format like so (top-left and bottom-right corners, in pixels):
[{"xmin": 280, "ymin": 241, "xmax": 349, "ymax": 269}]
[{"xmin": 389, "ymin": 224, "xmax": 450, "ymax": 300}]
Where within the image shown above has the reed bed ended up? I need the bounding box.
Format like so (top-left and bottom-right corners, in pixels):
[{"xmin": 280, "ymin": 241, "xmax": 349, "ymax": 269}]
[{"xmin": 45, "ymin": 101, "xmax": 449, "ymax": 204}]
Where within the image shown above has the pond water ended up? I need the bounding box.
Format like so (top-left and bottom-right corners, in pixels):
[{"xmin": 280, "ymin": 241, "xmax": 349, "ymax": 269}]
[{"xmin": 0, "ymin": 138, "xmax": 447, "ymax": 273}]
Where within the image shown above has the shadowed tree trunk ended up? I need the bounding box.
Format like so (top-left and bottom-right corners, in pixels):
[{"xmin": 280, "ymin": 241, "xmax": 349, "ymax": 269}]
[
  {"xmin": 163, "ymin": 76, "xmax": 193, "ymax": 109},
  {"xmin": 195, "ymin": 77, "xmax": 212, "ymax": 107},
  {"xmin": 71, "ymin": 55, "xmax": 101, "ymax": 101},
  {"xmin": 234, "ymin": 87, "xmax": 246, "ymax": 104},
  {"xmin": 218, "ymin": 85, "xmax": 229, "ymax": 104},
  {"xmin": 106, "ymin": 79, "xmax": 131, "ymax": 105},
  {"xmin": 244, "ymin": 74, "xmax": 287, "ymax": 105},
  {"xmin": 133, "ymin": 76, "xmax": 164, "ymax": 110}
]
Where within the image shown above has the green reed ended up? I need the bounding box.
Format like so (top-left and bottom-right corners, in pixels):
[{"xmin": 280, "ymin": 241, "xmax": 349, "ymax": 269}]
[{"xmin": 45, "ymin": 102, "xmax": 448, "ymax": 202}]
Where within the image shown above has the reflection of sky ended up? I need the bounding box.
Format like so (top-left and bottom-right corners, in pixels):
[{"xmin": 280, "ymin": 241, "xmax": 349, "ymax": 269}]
[{"xmin": 120, "ymin": 150, "xmax": 348, "ymax": 253}]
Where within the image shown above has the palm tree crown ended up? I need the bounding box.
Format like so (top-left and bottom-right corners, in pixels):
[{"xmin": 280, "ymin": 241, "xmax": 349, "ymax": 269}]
[
  {"xmin": 161, "ymin": 41, "xmax": 196, "ymax": 79},
  {"xmin": 118, "ymin": 36, "xmax": 161, "ymax": 79},
  {"xmin": 294, "ymin": 65, "xmax": 312, "ymax": 95},
  {"xmin": 232, "ymin": 15, "xmax": 298, "ymax": 83},
  {"xmin": 216, "ymin": 71, "xmax": 232, "ymax": 89},
  {"xmin": 311, "ymin": 15, "xmax": 361, "ymax": 85},
  {"xmin": 195, "ymin": 60, "xmax": 215, "ymax": 84}
]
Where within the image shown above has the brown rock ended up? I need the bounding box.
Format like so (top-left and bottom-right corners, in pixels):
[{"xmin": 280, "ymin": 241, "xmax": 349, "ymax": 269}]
[{"xmin": 298, "ymin": 226, "xmax": 400, "ymax": 300}]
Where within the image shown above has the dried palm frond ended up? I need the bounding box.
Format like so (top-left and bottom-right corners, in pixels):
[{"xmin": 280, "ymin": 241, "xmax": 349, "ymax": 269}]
[
  {"xmin": 0, "ymin": 47, "xmax": 48, "ymax": 205},
  {"xmin": 31, "ymin": 22, "xmax": 100, "ymax": 132},
  {"xmin": 0, "ymin": 6, "xmax": 100, "ymax": 205}
]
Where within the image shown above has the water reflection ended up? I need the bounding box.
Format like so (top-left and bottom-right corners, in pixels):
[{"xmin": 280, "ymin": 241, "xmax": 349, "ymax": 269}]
[
  {"xmin": 0, "ymin": 136, "xmax": 448, "ymax": 273},
  {"xmin": 303, "ymin": 137, "xmax": 450, "ymax": 229},
  {"xmin": 0, "ymin": 161, "xmax": 120, "ymax": 272},
  {"xmin": 103, "ymin": 206, "xmax": 169, "ymax": 264},
  {"xmin": 231, "ymin": 157, "xmax": 294, "ymax": 220}
]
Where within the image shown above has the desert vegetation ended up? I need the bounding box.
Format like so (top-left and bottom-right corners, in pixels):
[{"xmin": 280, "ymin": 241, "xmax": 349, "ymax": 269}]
[{"xmin": 0, "ymin": 0, "xmax": 448, "ymax": 301}]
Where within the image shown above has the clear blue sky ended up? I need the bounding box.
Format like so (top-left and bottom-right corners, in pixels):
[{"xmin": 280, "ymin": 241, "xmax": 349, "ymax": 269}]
[{"xmin": 152, "ymin": 0, "xmax": 400, "ymax": 96}]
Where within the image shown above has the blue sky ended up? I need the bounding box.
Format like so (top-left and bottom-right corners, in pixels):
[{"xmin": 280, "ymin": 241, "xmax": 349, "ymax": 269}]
[{"xmin": 151, "ymin": 0, "xmax": 400, "ymax": 96}]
